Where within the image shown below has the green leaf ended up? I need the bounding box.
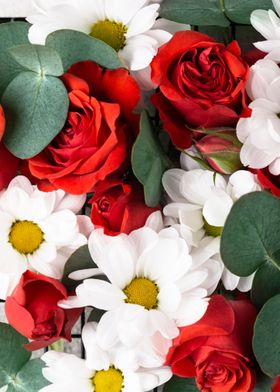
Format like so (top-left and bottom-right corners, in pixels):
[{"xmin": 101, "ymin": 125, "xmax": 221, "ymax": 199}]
[
  {"xmin": 251, "ymin": 263, "xmax": 280, "ymax": 308},
  {"xmin": 0, "ymin": 323, "xmax": 30, "ymax": 387},
  {"xmin": 224, "ymin": 0, "xmax": 273, "ymax": 24},
  {"xmin": 0, "ymin": 22, "xmax": 29, "ymax": 53},
  {"xmin": 2, "ymin": 70, "xmax": 68, "ymax": 159},
  {"xmin": 46, "ymin": 29, "xmax": 123, "ymax": 71},
  {"xmin": 132, "ymin": 111, "xmax": 171, "ymax": 207},
  {"xmin": 254, "ymin": 372, "xmax": 274, "ymax": 391},
  {"xmin": 62, "ymin": 245, "xmax": 101, "ymax": 292},
  {"xmin": 160, "ymin": 0, "xmax": 230, "ymax": 26},
  {"xmin": 253, "ymin": 294, "xmax": 280, "ymax": 377},
  {"xmin": 163, "ymin": 376, "xmax": 198, "ymax": 391},
  {"xmin": 8, "ymin": 44, "xmax": 64, "ymax": 76},
  {"xmin": 7, "ymin": 359, "xmax": 49, "ymax": 392},
  {"xmin": 221, "ymin": 192, "xmax": 280, "ymax": 276},
  {"xmin": 87, "ymin": 308, "xmax": 106, "ymax": 323}
]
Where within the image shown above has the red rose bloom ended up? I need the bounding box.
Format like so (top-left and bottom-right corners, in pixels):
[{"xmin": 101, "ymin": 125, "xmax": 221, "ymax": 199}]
[
  {"xmin": 28, "ymin": 61, "xmax": 140, "ymax": 194},
  {"xmin": 166, "ymin": 295, "xmax": 256, "ymax": 392},
  {"xmin": 0, "ymin": 143, "xmax": 20, "ymax": 190},
  {"xmin": 89, "ymin": 178, "xmax": 159, "ymax": 235},
  {"xmin": 5, "ymin": 271, "xmax": 82, "ymax": 351},
  {"xmin": 151, "ymin": 31, "xmax": 250, "ymax": 149}
]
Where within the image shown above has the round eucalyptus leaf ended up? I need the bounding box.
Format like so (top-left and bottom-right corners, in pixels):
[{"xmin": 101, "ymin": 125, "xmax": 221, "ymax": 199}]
[
  {"xmin": 0, "ymin": 22, "xmax": 29, "ymax": 53},
  {"xmin": 2, "ymin": 71, "xmax": 69, "ymax": 159},
  {"xmin": 163, "ymin": 376, "xmax": 198, "ymax": 391}
]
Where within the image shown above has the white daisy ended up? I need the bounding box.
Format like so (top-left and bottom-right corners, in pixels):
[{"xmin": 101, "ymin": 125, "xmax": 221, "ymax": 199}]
[
  {"xmin": 162, "ymin": 167, "xmax": 261, "ymax": 292},
  {"xmin": 251, "ymin": 0, "xmax": 280, "ymax": 61},
  {"xmin": 60, "ymin": 225, "xmax": 212, "ymax": 348},
  {"xmin": 237, "ymin": 59, "xmax": 280, "ymax": 175},
  {"xmin": 0, "ymin": 176, "xmax": 92, "ymax": 299},
  {"xmin": 26, "ymin": 0, "xmax": 186, "ymax": 72},
  {"xmin": 39, "ymin": 321, "xmax": 171, "ymax": 392}
]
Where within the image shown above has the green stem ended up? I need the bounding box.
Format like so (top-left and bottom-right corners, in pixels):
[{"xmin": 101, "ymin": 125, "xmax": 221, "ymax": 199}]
[{"xmin": 49, "ymin": 339, "xmax": 64, "ymax": 352}]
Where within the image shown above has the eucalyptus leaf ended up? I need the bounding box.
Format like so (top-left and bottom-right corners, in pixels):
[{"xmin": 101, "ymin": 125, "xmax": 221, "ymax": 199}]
[
  {"xmin": 46, "ymin": 29, "xmax": 123, "ymax": 71},
  {"xmin": 251, "ymin": 263, "xmax": 280, "ymax": 308},
  {"xmin": 0, "ymin": 323, "xmax": 30, "ymax": 387},
  {"xmin": 253, "ymin": 294, "xmax": 280, "ymax": 377},
  {"xmin": 160, "ymin": 0, "xmax": 230, "ymax": 26},
  {"xmin": 8, "ymin": 44, "xmax": 64, "ymax": 76},
  {"xmin": 2, "ymin": 71, "xmax": 68, "ymax": 159},
  {"xmin": 6, "ymin": 360, "xmax": 49, "ymax": 392},
  {"xmin": 163, "ymin": 376, "xmax": 198, "ymax": 391},
  {"xmin": 221, "ymin": 192, "xmax": 280, "ymax": 277},
  {"xmin": 254, "ymin": 372, "xmax": 275, "ymax": 391},
  {"xmin": 224, "ymin": 0, "xmax": 273, "ymax": 24},
  {"xmin": 132, "ymin": 111, "xmax": 171, "ymax": 207},
  {"xmin": 0, "ymin": 22, "xmax": 29, "ymax": 53}
]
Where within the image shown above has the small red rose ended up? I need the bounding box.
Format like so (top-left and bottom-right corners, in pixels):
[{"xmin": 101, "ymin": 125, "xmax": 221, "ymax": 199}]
[
  {"xmin": 5, "ymin": 271, "xmax": 82, "ymax": 351},
  {"xmin": 166, "ymin": 295, "xmax": 256, "ymax": 392},
  {"xmin": 28, "ymin": 61, "xmax": 140, "ymax": 194},
  {"xmin": 0, "ymin": 105, "xmax": 5, "ymax": 140},
  {"xmin": 151, "ymin": 31, "xmax": 250, "ymax": 149},
  {"xmin": 89, "ymin": 178, "xmax": 159, "ymax": 236}
]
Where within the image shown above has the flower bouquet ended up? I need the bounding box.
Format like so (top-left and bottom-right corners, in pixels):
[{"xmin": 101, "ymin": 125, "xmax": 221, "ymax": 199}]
[{"xmin": 0, "ymin": 0, "xmax": 280, "ymax": 391}]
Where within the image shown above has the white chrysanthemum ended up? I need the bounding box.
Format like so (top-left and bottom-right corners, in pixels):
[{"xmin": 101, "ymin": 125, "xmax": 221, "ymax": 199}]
[
  {"xmin": 39, "ymin": 321, "xmax": 171, "ymax": 392},
  {"xmin": 26, "ymin": 0, "xmax": 188, "ymax": 72},
  {"xmin": 0, "ymin": 176, "xmax": 92, "ymax": 299},
  {"xmin": 60, "ymin": 226, "xmax": 215, "ymax": 348},
  {"xmin": 251, "ymin": 0, "xmax": 280, "ymax": 61},
  {"xmin": 162, "ymin": 167, "xmax": 261, "ymax": 292},
  {"xmin": 237, "ymin": 59, "xmax": 280, "ymax": 175}
]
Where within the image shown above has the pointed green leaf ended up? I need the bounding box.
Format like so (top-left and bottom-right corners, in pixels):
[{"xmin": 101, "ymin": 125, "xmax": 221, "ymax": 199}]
[
  {"xmin": 160, "ymin": 0, "xmax": 230, "ymax": 26},
  {"xmin": 2, "ymin": 71, "xmax": 68, "ymax": 159},
  {"xmin": 163, "ymin": 376, "xmax": 198, "ymax": 391},
  {"xmin": 253, "ymin": 294, "xmax": 280, "ymax": 377},
  {"xmin": 132, "ymin": 111, "xmax": 171, "ymax": 207},
  {"xmin": 46, "ymin": 29, "xmax": 123, "ymax": 71}
]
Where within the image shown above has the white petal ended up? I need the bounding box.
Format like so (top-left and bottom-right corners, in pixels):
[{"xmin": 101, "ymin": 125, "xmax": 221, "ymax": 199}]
[
  {"xmin": 157, "ymin": 284, "xmax": 181, "ymax": 313},
  {"xmin": 162, "ymin": 169, "xmax": 186, "ymax": 202},
  {"xmin": 82, "ymin": 322, "xmax": 110, "ymax": 371},
  {"xmin": 149, "ymin": 310, "xmax": 179, "ymax": 339},
  {"xmin": 202, "ymin": 191, "xmax": 233, "ymax": 227},
  {"xmin": 127, "ymin": 4, "xmax": 159, "ymax": 37}
]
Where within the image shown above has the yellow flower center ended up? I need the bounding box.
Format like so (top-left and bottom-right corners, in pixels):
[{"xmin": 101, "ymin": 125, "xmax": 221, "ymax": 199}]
[
  {"xmin": 90, "ymin": 19, "xmax": 127, "ymax": 52},
  {"xmin": 203, "ymin": 219, "xmax": 223, "ymax": 237},
  {"xmin": 9, "ymin": 220, "xmax": 44, "ymax": 254},
  {"xmin": 92, "ymin": 367, "xmax": 124, "ymax": 392},
  {"xmin": 123, "ymin": 277, "xmax": 159, "ymax": 310}
]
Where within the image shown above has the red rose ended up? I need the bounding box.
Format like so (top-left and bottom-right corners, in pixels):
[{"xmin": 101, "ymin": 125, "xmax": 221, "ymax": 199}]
[
  {"xmin": 89, "ymin": 178, "xmax": 159, "ymax": 236},
  {"xmin": 5, "ymin": 271, "xmax": 82, "ymax": 351},
  {"xmin": 0, "ymin": 104, "xmax": 5, "ymax": 140},
  {"xmin": 28, "ymin": 61, "xmax": 140, "ymax": 194},
  {"xmin": 273, "ymin": 376, "xmax": 280, "ymax": 392},
  {"xmin": 0, "ymin": 143, "xmax": 20, "ymax": 190},
  {"xmin": 166, "ymin": 295, "xmax": 256, "ymax": 392},
  {"xmin": 151, "ymin": 31, "xmax": 250, "ymax": 149}
]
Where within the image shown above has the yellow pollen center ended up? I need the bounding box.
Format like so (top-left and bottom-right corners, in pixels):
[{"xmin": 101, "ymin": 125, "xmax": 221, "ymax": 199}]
[
  {"xmin": 92, "ymin": 367, "xmax": 124, "ymax": 392},
  {"xmin": 203, "ymin": 219, "xmax": 223, "ymax": 237},
  {"xmin": 123, "ymin": 277, "xmax": 159, "ymax": 310},
  {"xmin": 9, "ymin": 220, "xmax": 44, "ymax": 254},
  {"xmin": 90, "ymin": 19, "xmax": 127, "ymax": 52}
]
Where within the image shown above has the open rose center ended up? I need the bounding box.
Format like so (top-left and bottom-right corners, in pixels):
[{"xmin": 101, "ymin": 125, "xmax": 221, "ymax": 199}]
[
  {"xmin": 98, "ymin": 197, "xmax": 111, "ymax": 213},
  {"xmin": 205, "ymin": 364, "xmax": 228, "ymax": 384},
  {"xmin": 9, "ymin": 220, "xmax": 44, "ymax": 254},
  {"xmin": 90, "ymin": 19, "xmax": 127, "ymax": 52},
  {"xmin": 123, "ymin": 277, "xmax": 159, "ymax": 310},
  {"xmin": 92, "ymin": 367, "xmax": 124, "ymax": 392}
]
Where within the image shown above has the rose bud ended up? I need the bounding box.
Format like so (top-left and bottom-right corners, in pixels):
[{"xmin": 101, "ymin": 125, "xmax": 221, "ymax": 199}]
[
  {"xmin": 195, "ymin": 130, "xmax": 243, "ymax": 175},
  {"xmin": 89, "ymin": 178, "xmax": 159, "ymax": 236},
  {"xmin": 5, "ymin": 271, "xmax": 82, "ymax": 351},
  {"xmin": 166, "ymin": 295, "xmax": 257, "ymax": 392}
]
